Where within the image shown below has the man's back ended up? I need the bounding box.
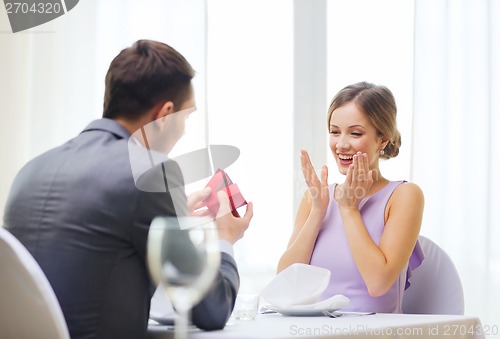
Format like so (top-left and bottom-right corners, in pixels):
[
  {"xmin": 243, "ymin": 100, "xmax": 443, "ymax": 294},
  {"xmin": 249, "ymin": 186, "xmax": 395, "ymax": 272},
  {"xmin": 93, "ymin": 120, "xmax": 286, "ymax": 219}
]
[{"xmin": 3, "ymin": 119, "xmax": 177, "ymax": 338}]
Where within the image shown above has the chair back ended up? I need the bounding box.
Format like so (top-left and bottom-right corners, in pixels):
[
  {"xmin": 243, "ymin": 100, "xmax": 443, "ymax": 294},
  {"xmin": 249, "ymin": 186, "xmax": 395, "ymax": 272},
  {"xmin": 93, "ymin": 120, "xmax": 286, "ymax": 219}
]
[
  {"xmin": 0, "ymin": 227, "xmax": 70, "ymax": 339},
  {"xmin": 402, "ymin": 235, "xmax": 464, "ymax": 315}
]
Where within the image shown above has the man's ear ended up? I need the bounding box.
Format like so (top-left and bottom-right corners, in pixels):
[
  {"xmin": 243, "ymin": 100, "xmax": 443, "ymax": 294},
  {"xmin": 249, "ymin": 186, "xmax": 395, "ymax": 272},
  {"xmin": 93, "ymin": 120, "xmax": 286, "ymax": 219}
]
[
  {"xmin": 151, "ymin": 101, "xmax": 175, "ymax": 131},
  {"xmin": 154, "ymin": 101, "xmax": 175, "ymax": 121}
]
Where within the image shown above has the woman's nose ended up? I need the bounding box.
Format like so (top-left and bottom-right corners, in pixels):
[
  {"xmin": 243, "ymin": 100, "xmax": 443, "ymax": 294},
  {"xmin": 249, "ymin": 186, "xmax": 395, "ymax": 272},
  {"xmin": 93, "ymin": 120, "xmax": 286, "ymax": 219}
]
[{"xmin": 336, "ymin": 136, "xmax": 350, "ymax": 151}]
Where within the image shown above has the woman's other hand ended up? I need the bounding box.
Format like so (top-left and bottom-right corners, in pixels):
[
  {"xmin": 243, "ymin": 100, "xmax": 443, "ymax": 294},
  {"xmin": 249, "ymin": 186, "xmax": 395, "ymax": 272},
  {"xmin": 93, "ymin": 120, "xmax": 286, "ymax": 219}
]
[
  {"xmin": 334, "ymin": 152, "xmax": 373, "ymax": 209},
  {"xmin": 300, "ymin": 150, "xmax": 329, "ymax": 217}
]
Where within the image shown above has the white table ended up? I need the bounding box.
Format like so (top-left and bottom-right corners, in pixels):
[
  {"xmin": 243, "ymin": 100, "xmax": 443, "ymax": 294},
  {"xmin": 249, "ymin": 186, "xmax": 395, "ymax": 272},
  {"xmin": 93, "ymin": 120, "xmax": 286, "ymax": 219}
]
[{"xmin": 148, "ymin": 313, "xmax": 489, "ymax": 339}]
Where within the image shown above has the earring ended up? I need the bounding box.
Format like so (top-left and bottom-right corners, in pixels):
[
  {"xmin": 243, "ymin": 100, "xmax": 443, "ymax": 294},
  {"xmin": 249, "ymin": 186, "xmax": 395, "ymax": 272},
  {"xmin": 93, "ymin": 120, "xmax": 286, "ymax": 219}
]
[{"xmin": 379, "ymin": 149, "xmax": 385, "ymax": 156}]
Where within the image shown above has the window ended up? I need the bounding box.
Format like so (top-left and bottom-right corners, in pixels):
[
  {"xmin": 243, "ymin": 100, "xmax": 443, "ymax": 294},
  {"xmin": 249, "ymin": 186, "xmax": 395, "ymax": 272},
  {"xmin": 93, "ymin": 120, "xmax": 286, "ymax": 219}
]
[
  {"xmin": 205, "ymin": 0, "xmax": 415, "ymax": 292},
  {"xmin": 206, "ymin": 0, "xmax": 293, "ymax": 292},
  {"xmin": 327, "ymin": 0, "xmax": 415, "ymax": 183}
]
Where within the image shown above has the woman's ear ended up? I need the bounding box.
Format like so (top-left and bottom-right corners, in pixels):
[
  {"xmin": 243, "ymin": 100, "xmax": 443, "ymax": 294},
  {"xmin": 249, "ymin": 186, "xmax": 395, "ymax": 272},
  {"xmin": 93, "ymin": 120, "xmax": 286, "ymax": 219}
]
[{"xmin": 379, "ymin": 136, "xmax": 390, "ymax": 150}]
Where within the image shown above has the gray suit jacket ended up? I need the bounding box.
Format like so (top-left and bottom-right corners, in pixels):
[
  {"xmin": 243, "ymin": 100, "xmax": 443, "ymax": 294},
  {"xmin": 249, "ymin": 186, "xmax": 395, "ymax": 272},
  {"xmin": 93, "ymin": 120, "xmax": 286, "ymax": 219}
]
[{"xmin": 3, "ymin": 119, "xmax": 239, "ymax": 338}]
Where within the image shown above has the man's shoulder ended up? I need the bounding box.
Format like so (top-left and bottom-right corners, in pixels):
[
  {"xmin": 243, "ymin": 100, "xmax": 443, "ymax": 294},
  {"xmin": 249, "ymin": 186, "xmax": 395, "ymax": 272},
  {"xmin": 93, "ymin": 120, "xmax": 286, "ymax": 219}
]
[
  {"xmin": 80, "ymin": 118, "xmax": 131, "ymax": 140},
  {"xmin": 16, "ymin": 120, "xmax": 135, "ymax": 191},
  {"xmin": 23, "ymin": 119, "xmax": 129, "ymax": 161}
]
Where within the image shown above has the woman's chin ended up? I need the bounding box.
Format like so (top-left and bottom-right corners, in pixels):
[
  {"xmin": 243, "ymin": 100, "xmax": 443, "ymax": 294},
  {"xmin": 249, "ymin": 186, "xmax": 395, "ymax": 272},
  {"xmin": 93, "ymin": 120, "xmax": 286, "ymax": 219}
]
[{"xmin": 337, "ymin": 165, "xmax": 348, "ymax": 175}]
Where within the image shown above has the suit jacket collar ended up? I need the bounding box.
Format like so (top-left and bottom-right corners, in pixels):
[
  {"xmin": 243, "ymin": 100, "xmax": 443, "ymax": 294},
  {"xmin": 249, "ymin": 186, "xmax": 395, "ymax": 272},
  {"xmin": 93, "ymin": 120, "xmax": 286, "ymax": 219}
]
[{"xmin": 81, "ymin": 118, "xmax": 131, "ymax": 140}]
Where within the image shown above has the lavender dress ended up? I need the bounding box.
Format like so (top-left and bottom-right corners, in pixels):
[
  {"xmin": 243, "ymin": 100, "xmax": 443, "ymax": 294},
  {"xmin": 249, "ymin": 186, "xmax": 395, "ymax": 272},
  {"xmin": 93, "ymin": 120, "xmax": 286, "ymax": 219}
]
[{"xmin": 309, "ymin": 181, "xmax": 424, "ymax": 313}]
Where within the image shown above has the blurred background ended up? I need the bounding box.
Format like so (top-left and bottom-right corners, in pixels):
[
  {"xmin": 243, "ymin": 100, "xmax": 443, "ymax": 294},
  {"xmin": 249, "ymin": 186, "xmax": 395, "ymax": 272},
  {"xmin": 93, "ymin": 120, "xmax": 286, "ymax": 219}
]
[{"xmin": 1, "ymin": 0, "xmax": 498, "ymax": 334}]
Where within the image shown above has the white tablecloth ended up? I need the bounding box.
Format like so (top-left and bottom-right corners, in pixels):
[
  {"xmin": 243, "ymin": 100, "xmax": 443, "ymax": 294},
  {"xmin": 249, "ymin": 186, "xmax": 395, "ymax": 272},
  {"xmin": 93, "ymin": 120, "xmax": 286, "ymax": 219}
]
[{"xmin": 148, "ymin": 313, "xmax": 488, "ymax": 339}]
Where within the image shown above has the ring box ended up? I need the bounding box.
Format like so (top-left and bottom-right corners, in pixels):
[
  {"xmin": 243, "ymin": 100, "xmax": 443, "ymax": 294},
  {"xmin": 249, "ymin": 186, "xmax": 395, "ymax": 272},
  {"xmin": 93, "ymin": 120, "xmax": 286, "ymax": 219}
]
[{"xmin": 204, "ymin": 169, "xmax": 247, "ymax": 217}]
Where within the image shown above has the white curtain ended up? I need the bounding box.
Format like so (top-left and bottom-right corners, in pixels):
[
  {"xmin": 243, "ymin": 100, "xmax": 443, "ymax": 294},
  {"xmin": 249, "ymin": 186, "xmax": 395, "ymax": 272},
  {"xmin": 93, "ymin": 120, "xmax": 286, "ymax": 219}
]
[
  {"xmin": 0, "ymin": 0, "xmax": 100, "ymax": 210},
  {"xmin": 412, "ymin": 0, "xmax": 500, "ymax": 328}
]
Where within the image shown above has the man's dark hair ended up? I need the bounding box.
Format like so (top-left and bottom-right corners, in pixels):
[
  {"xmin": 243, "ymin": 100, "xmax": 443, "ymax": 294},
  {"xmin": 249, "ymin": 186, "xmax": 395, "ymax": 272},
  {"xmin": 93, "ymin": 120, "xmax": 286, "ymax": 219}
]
[{"xmin": 103, "ymin": 40, "xmax": 195, "ymax": 120}]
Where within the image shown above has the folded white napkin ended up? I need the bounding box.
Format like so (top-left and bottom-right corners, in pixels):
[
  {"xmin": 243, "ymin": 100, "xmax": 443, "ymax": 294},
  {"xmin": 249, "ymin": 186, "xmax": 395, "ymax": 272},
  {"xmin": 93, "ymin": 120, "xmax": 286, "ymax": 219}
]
[
  {"xmin": 279, "ymin": 294, "xmax": 350, "ymax": 310},
  {"xmin": 261, "ymin": 263, "xmax": 349, "ymax": 310}
]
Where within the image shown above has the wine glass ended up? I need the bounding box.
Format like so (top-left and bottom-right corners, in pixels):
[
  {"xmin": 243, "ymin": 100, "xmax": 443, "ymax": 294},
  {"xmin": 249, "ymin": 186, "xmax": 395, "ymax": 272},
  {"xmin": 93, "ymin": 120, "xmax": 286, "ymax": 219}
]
[{"xmin": 147, "ymin": 216, "xmax": 220, "ymax": 339}]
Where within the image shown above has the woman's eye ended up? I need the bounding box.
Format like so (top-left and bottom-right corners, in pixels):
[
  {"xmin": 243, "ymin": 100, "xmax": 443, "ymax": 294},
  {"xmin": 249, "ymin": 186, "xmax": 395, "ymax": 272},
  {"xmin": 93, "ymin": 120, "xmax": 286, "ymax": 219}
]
[
  {"xmin": 352, "ymin": 132, "xmax": 362, "ymax": 137},
  {"xmin": 330, "ymin": 130, "xmax": 340, "ymax": 135}
]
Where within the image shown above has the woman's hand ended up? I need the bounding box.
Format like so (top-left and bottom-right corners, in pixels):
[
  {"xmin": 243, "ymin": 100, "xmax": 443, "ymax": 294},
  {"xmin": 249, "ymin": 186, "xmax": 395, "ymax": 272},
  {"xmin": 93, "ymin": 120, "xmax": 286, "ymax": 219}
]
[
  {"xmin": 276, "ymin": 150, "xmax": 328, "ymax": 272},
  {"xmin": 334, "ymin": 152, "xmax": 373, "ymax": 208},
  {"xmin": 300, "ymin": 150, "xmax": 329, "ymax": 216}
]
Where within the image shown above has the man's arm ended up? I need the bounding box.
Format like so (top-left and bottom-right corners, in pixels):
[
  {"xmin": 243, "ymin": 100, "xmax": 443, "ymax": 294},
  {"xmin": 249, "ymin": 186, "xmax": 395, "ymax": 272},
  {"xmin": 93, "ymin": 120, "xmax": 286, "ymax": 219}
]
[
  {"xmin": 190, "ymin": 191, "xmax": 253, "ymax": 330},
  {"xmin": 190, "ymin": 252, "xmax": 239, "ymax": 330}
]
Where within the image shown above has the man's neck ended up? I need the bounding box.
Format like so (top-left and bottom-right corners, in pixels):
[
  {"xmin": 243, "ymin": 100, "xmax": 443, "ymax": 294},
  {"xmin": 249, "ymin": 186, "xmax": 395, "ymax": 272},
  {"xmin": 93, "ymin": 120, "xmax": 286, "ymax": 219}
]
[{"xmin": 113, "ymin": 116, "xmax": 149, "ymax": 135}]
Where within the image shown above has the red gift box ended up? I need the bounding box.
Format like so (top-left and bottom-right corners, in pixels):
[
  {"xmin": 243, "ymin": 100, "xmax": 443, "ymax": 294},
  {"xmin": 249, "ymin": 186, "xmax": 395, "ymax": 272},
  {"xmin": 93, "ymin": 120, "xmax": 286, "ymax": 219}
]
[{"xmin": 204, "ymin": 169, "xmax": 247, "ymax": 217}]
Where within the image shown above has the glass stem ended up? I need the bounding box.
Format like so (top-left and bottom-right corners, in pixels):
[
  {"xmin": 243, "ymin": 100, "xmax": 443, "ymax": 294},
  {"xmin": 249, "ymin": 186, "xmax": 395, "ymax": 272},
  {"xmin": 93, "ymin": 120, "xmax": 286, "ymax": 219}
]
[
  {"xmin": 175, "ymin": 308, "xmax": 188, "ymax": 339},
  {"xmin": 174, "ymin": 296, "xmax": 191, "ymax": 339}
]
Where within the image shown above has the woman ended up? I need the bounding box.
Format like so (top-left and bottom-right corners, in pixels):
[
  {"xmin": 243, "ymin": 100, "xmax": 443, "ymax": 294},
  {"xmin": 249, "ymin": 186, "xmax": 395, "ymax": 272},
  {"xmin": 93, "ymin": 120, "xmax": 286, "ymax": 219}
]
[{"xmin": 278, "ymin": 82, "xmax": 424, "ymax": 313}]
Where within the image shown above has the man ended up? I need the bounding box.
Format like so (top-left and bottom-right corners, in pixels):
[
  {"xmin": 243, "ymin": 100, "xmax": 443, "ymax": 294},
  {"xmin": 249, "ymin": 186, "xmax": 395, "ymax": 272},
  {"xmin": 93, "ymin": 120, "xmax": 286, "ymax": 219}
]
[{"xmin": 3, "ymin": 40, "xmax": 253, "ymax": 338}]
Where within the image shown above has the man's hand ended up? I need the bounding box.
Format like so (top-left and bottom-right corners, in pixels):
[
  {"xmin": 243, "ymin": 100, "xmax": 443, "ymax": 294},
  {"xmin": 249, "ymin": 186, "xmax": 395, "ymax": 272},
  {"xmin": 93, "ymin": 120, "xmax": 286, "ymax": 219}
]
[
  {"xmin": 215, "ymin": 191, "xmax": 253, "ymax": 244},
  {"xmin": 187, "ymin": 187, "xmax": 212, "ymax": 216}
]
